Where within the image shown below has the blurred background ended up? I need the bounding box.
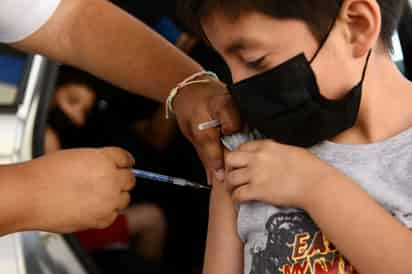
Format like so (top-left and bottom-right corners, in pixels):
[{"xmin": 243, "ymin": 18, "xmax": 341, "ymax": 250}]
[{"xmin": 0, "ymin": 1, "xmax": 411, "ymax": 274}]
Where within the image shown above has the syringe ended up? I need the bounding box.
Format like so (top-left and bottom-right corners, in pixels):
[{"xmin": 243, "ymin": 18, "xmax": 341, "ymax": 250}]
[{"xmin": 131, "ymin": 168, "xmax": 210, "ymax": 190}]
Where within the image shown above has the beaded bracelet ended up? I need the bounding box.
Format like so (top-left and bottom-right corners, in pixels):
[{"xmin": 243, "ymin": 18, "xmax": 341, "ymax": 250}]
[{"xmin": 165, "ymin": 71, "xmax": 219, "ymax": 119}]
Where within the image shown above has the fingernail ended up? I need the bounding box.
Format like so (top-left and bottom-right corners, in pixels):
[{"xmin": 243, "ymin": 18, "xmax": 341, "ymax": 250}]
[{"xmin": 214, "ymin": 169, "xmax": 225, "ymax": 182}]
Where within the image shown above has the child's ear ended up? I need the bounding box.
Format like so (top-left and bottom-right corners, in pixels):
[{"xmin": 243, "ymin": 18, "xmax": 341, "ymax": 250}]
[{"xmin": 339, "ymin": 0, "xmax": 381, "ymax": 57}]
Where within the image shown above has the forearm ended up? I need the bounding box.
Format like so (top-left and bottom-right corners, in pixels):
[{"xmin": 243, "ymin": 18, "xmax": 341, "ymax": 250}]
[
  {"xmin": 303, "ymin": 169, "xmax": 412, "ymax": 274},
  {"xmin": 0, "ymin": 164, "xmax": 34, "ymax": 235},
  {"xmin": 14, "ymin": 0, "xmax": 202, "ymax": 102}
]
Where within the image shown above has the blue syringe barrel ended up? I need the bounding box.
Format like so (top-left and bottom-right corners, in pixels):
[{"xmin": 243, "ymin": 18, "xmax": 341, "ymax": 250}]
[{"xmin": 132, "ymin": 169, "xmax": 171, "ymax": 183}]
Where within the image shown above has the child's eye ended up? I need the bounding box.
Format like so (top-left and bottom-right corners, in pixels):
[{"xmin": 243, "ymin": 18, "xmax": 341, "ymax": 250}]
[{"xmin": 246, "ymin": 55, "xmax": 268, "ymax": 70}]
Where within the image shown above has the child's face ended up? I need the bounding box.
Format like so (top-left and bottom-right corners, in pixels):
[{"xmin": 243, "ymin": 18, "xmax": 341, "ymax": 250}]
[{"xmin": 203, "ymin": 10, "xmax": 360, "ymax": 100}]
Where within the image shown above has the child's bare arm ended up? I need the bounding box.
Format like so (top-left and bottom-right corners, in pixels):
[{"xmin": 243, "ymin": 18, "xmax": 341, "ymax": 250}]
[
  {"xmin": 303, "ymin": 171, "xmax": 412, "ymax": 274},
  {"xmin": 203, "ymin": 180, "xmax": 243, "ymax": 274}
]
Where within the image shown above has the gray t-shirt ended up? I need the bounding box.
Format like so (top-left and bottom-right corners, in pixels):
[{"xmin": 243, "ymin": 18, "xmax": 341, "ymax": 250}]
[{"xmin": 222, "ymin": 128, "xmax": 412, "ymax": 274}]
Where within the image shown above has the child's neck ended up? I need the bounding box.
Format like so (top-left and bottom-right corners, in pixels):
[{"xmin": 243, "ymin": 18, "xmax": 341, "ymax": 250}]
[{"xmin": 331, "ymin": 53, "xmax": 412, "ymax": 145}]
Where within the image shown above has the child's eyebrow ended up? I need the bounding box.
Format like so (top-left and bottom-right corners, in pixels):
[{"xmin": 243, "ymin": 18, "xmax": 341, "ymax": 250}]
[
  {"xmin": 224, "ymin": 37, "xmax": 262, "ymax": 55},
  {"xmin": 225, "ymin": 38, "xmax": 246, "ymax": 54}
]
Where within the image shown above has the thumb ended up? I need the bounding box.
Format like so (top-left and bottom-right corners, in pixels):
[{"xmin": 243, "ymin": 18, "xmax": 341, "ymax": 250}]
[{"xmin": 194, "ymin": 130, "xmax": 225, "ymax": 185}]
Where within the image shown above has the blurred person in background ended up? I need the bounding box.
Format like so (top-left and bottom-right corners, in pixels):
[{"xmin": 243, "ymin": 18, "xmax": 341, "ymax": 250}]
[{"xmin": 45, "ymin": 67, "xmax": 167, "ymax": 266}]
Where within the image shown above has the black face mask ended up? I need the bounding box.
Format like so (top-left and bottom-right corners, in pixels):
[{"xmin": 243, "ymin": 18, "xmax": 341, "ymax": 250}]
[{"xmin": 228, "ymin": 25, "xmax": 371, "ymax": 147}]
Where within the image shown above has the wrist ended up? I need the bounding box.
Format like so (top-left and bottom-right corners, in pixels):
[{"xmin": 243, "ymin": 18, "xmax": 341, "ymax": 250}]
[
  {"xmin": 298, "ymin": 160, "xmax": 341, "ymax": 210},
  {"xmin": 166, "ymin": 71, "xmax": 220, "ymax": 119},
  {"xmin": 175, "ymin": 77, "xmax": 224, "ymax": 115}
]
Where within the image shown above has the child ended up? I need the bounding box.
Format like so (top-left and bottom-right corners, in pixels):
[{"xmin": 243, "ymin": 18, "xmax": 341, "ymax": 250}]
[{"xmin": 179, "ymin": 0, "xmax": 412, "ymax": 274}]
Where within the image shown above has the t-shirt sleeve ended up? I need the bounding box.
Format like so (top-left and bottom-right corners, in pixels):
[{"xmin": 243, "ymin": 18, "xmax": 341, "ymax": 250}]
[
  {"xmin": 0, "ymin": 0, "xmax": 61, "ymax": 43},
  {"xmin": 400, "ymin": 213, "xmax": 412, "ymax": 229}
]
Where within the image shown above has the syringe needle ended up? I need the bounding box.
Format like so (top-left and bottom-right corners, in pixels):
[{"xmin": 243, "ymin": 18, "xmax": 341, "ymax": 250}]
[
  {"xmin": 132, "ymin": 168, "xmax": 210, "ymax": 190},
  {"xmin": 173, "ymin": 178, "xmax": 211, "ymax": 189}
]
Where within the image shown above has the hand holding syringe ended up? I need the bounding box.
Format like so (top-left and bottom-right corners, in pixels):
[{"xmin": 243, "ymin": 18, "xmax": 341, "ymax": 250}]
[{"xmin": 132, "ymin": 168, "xmax": 210, "ymax": 190}]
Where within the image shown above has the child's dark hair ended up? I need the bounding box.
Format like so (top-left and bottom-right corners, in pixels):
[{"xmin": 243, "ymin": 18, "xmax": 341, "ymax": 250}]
[{"xmin": 178, "ymin": 0, "xmax": 408, "ymax": 50}]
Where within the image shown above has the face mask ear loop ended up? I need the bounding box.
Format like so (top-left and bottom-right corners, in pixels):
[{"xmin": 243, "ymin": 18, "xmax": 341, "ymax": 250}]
[
  {"xmin": 309, "ymin": 2, "xmax": 342, "ymax": 64},
  {"xmin": 309, "ymin": 23, "xmax": 335, "ymax": 64},
  {"xmin": 359, "ymin": 50, "xmax": 372, "ymax": 85}
]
